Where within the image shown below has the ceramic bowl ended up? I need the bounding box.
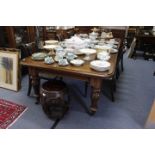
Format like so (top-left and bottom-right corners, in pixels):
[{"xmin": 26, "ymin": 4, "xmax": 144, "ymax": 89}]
[
  {"xmin": 97, "ymin": 52, "xmax": 110, "ymax": 61},
  {"xmin": 70, "ymin": 59, "xmax": 84, "ymax": 66}
]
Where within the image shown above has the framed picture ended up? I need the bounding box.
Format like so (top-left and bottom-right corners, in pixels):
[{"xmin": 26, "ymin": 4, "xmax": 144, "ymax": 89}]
[{"xmin": 0, "ymin": 49, "xmax": 20, "ymax": 91}]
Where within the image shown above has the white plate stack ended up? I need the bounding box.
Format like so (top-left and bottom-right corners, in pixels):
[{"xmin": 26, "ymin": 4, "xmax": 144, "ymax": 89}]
[
  {"xmin": 43, "ymin": 45, "xmax": 59, "ymax": 50},
  {"xmin": 90, "ymin": 60, "xmax": 111, "ymax": 72},
  {"xmin": 45, "ymin": 40, "xmax": 58, "ymax": 45}
]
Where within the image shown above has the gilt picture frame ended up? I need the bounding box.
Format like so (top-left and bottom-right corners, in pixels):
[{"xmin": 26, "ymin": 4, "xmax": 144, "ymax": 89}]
[{"xmin": 0, "ymin": 50, "xmax": 20, "ymax": 91}]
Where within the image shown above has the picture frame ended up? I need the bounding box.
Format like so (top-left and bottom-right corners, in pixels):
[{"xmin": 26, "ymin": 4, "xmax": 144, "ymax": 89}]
[{"xmin": 0, "ymin": 49, "xmax": 20, "ymax": 91}]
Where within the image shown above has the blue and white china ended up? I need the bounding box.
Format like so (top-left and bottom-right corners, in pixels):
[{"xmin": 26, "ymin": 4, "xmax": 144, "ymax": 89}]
[
  {"xmin": 58, "ymin": 58, "xmax": 69, "ymax": 66},
  {"xmin": 44, "ymin": 56, "xmax": 54, "ymax": 64},
  {"xmin": 66, "ymin": 52, "xmax": 77, "ymax": 61}
]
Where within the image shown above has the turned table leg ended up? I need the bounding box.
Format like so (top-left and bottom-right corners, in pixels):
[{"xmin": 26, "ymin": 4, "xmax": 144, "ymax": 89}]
[
  {"xmin": 29, "ymin": 67, "xmax": 40, "ymax": 104},
  {"xmin": 90, "ymin": 78, "xmax": 102, "ymax": 114}
]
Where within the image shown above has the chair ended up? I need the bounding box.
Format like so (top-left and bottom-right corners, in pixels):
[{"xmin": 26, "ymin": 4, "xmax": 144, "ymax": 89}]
[
  {"xmin": 56, "ymin": 30, "xmax": 67, "ymax": 41},
  {"xmin": 67, "ymin": 29, "xmax": 75, "ymax": 38},
  {"xmin": 111, "ymin": 29, "xmax": 126, "ymax": 73},
  {"xmin": 103, "ymin": 28, "xmax": 126, "ymax": 76},
  {"xmin": 56, "ymin": 33, "xmax": 64, "ymax": 41},
  {"xmin": 19, "ymin": 42, "xmax": 35, "ymax": 58},
  {"xmin": 27, "ymin": 72, "xmax": 61, "ymax": 97},
  {"xmin": 18, "ymin": 42, "xmax": 36, "ymax": 75},
  {"xmin": 102, "ymin": 76, "xmax": 116, "ymax": 102},
  {"xmin": 23, "ymin": 42, "xmax": 63, "ymax": 97},
  {"xmin": 143, "ymin": 43, "xmax": 155, "ymax": 61},
  {"xmin": 18, "ymin": 42, "xmax": 37, "ymax": 95},
  {"xmin": 116, "ymin": 42, "xmax": 125, "ymax": 79}
]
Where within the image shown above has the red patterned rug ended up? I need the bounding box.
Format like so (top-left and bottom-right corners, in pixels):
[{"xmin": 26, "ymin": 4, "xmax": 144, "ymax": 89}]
[{"xmin": 0, "ymin": 99, "xmax": 27, "ymax": 129}]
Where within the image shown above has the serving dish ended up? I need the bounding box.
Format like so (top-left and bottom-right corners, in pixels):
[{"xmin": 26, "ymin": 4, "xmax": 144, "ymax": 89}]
[{"xmin": 31, "ymin": 52, "xmax": 48, "ymax": 60}]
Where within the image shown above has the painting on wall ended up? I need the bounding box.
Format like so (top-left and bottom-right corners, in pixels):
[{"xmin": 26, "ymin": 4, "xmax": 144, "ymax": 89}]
[{"xmin": 0, "ymin": 50, "xmax": 20, "ymax": 91}]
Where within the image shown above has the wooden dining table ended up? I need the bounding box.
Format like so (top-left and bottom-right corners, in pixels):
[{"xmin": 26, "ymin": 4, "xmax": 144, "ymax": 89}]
[{"xmin": 21, "ymin": 40, "xmax": 121, "ymax": 114}]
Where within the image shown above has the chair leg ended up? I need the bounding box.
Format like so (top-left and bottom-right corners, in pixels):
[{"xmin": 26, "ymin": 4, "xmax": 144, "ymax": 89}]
[
  {"xmin": 116, "ymin": 66, "xmax": 120, "ymax": 79},
  {"xmin": 102, "ymin": 79, "xmax": 115, "ymax": 102},
  {"xmin": 59, "ymin": 77, "xmax": 63, "ymax": 81},
  {"xmin": 113, "ymin": 79, "xmax": 116, "ymax": 92},
  {"xmin": 121, "ymin": 56, "xmax": 124, "ymax": 72},
  {"xmin": 111, "ymin": 80, "xmax": 115, "ymax": 102},
  {"xmin": 27, "ymin": 76, "xmax": 32, "ymax": 96},
  {"xmin": 67, "ymin": 87, "xmax": 70, "ymax": 104},
  {"xmin": 111, "ymin": 87, "xmax": 115, "ymax": 102},
  {"xmin": 131, "ymin": 49, "xmax": 136, "ymax": 59},
  {"xmin": 84, "ymin": 82, "xmax": 88, "ymax": 97}
]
